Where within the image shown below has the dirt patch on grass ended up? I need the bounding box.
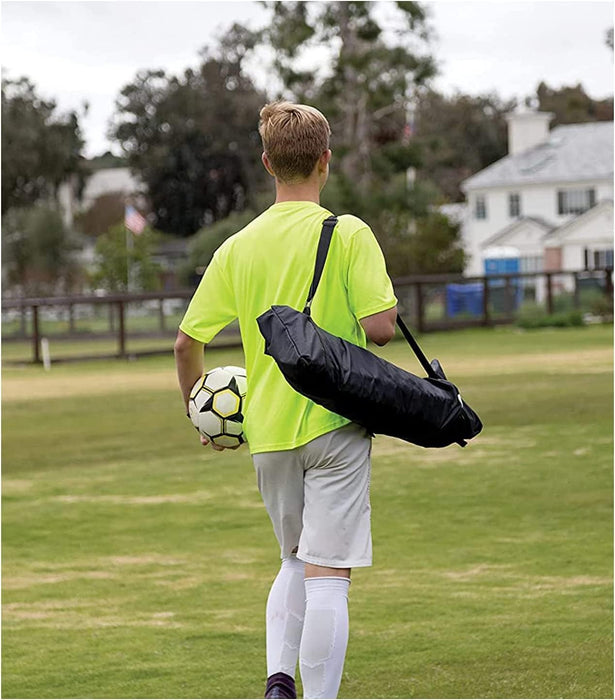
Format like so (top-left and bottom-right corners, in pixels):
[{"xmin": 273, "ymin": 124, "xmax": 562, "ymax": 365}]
[
  {"xmin": 3, "ymin": 571, "xmax": 116, "ymax": 589},
  {"xmin": 443, "ymin": 564, "xmax": 514, "ymax": 580},
  {"xmin": 3, "ymin": 604, "xmax": 183, "ymax": 629},
  {"xmin": 2, "ymin": 367, "xmax": 176, "ymax": 403},
  {"xmin": 52, "ymin": 491, "xmax": 214, "ymax": 505},
  {"xmin": 2, "ymin": 479, "xmax": 34, "ymax": 492}
]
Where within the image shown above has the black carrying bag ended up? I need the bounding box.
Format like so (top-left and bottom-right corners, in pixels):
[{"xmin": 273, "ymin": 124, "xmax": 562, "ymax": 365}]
[{"xmin": 257, "ymin": 216, "xmax": 483, "ymax": 448}]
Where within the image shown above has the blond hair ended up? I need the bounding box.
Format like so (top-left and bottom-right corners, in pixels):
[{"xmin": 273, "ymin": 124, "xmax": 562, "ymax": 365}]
[{"xmin": 258, "ymin": 101, "xmax": 331, "ymax": 183}]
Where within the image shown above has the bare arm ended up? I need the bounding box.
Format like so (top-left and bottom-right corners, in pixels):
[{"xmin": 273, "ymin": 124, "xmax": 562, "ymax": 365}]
[
  {"xmin": 174, "ymin": 330, "xmax": 230, "ymax": 452},
  {"xmin": 360, "ymin": 306, "xmax": 398, "ymax": 346},
  {"xmin": 174, "ymin": 329, "xmax": 205, "ymax": 413}
]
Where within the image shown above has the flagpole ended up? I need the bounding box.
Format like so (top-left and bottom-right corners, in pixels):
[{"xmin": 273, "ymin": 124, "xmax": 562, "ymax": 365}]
[
  {"xmin": 125, "ymin": 201, "xmax": 134, "ymax": 292},
  {"xmin": 126, "ymin": 223, "xmax": 134, "ymax": 292}
]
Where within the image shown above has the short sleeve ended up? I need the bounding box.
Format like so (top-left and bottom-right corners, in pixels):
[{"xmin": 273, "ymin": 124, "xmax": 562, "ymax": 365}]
[
  {"xmin": 179, "ymin": 249, "xmax": 238, "ymax": 344},
  {"xmin": 346, "ymin": 225, "xmax": 397, "ymax": 320}
]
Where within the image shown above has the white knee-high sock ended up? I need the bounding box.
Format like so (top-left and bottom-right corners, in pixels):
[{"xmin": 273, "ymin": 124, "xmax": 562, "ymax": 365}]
[
  {"xmin": 300, "ymin": 577, "xmax": 350, "ymax": 699},
  {"xmin": 266, "ymin": 555, "xmax": 306, "ymax": 678}
]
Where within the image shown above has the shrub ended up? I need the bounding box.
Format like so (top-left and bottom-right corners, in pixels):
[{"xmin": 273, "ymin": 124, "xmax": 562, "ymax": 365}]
[{"xmin": 516, "ymin": 303, "xmax": 585, "ymax": 329}]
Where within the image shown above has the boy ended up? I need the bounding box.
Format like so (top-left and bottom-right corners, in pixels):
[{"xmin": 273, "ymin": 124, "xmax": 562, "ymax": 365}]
[{"xmin": 174, "ymin": 102, "xmax": 397, "ymax": 698}]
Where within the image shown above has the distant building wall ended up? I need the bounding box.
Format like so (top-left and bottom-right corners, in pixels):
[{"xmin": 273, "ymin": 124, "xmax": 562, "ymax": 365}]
[{"xmin": 463, "ymin": 179, "xmax": 613, "ymax": 275}]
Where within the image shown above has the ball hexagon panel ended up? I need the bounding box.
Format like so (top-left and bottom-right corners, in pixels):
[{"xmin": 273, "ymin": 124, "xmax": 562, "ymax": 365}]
[
  {"xmin": 212, "ymin": 389, "xmax": 241, "ymax": 418},
  {"xmin": 197, "ymin": 411, "xmax": 224, "ymax": 439},
  {"xmin": 233, "ymin": 374, "xmax": 247, "ymax": 397},
  {"xmin": 189, "ymin": 375, "xmax": 207, "ymax": 400},
  {"xmin": 212, "ymin": 433, "xmax": 242, "ymax": 448},
  {"xmin": 203, "ymin": 368, "xmax": 235, "ymax": 393},
  {"xmin": 191, "ymin": 388, "xmax": 213, "ymax": 413},
  {"xmin": 224, "ymin": 419, "xmax": 243, "ymax": 437}
]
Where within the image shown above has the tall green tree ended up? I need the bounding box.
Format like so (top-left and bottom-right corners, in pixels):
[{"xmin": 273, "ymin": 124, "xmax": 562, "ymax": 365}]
[
  {"xmin": 91, "ymin": 224, "xmax": 161, "ymax": 293},
  {"xmin": 262, "ymin": 1, "xmax": 435, "ymax": 210},
  {"xmin": 413, "ymin": 89, "xmax": 516, "ymax": 202},
  {"xmin": 257, "ymin": 1, "xmax": 471, "ymax": 275},
  {"xmin": 536, "ymin": 81, "xmax": 613, "ymax": 126},
  {"xmin": 109, "ymin": 29, "xmax": 267, "ymax": 237},
  {"xmin": 1, "ymin": 77, "xmax": 84, "ymax": 215}
]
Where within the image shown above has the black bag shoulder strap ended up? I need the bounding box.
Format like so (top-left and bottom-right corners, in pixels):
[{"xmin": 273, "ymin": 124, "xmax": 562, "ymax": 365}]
[
  {"xmin": 396, "ymin": 314, "xmax": 439, "ymax": 379},
  {"xmin": 303, "ymin": 214, "xmax": 440, "ymax": 381},
  {"xmin": 303, "ymin": 215, "xmax": 338, "ymax": 315}
]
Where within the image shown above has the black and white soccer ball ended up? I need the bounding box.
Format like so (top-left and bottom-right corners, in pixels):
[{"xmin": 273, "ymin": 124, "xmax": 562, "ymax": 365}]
[{"xmin": 188, "ymin": 366, "xmax": 247, "ymax": 448}]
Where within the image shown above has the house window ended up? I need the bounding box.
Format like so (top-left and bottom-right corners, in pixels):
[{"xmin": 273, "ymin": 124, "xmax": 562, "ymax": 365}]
[
  {"xmin": 557, "ymin": 188, "xmax": 596, "ymax": 215},
  {"xmin": 474, "ymin": 195, "xmax": 487, "ymax": 220},
  {"xmin": 509, "ymin": 193, "xmax": 521, "ymax": 218},
  {"xmin": 520, "ymin": 256, "xmax": 543, "ymax": 274},
  {"xmin": 593, "ymin": 249, "xmax": 614, "ymax": 269}
]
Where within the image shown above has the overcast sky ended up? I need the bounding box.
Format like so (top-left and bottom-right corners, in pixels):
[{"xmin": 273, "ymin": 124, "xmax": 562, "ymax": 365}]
[{"xmin": 2, "ymin": 0, "xmax": 613, "ymax": 158}]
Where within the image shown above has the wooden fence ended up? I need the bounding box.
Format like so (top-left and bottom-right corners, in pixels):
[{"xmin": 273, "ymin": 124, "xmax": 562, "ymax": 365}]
[{"xmin": 2, "ymin": 268, "xmax": 612, "ymax": 365}]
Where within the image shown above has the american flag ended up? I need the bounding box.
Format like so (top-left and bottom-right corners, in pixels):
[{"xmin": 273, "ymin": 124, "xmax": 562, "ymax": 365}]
[{"xmin": 125, "ymin": 205, "xmax": 147, "ymax": 235}]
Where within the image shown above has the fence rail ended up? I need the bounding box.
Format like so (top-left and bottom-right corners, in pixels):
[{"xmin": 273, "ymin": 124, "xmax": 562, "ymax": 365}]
[{"xmin": 2, "ymin": 268, "xmax": 612, "ymax": 365}]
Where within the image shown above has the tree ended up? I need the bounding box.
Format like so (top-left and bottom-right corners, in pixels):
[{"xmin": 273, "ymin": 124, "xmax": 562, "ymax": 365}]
[
  {"xmin": 109, "ymin": 30, "xmax": 268, "ymax": 237},
  {"xmin": 536, "ymin": 81, "xmax": 613, "ymax": 125},
  {"xmin": 91, "ymin": 224, "xmax": 162, "ymax": 293},
  {"xmin": 2, "ymin": 205, "xmax": 83, "ymax": 295},
  {"xmin": 379, "ymin": 211, "xmax": 465, "ymax": 277},
  {"xmin": 262, "ymin": 1, "xmax": 436, "ymax": 209},
  {"xmin": 413, "ymin": 89, "xmax": 515, "ymax": 202},
  {"xmin": 1, "ymin": 77, "xmax": 85, "ymax": 215},
  {"xmin": 257, "ymin": 2, "xmax": 470, "ymax": 274}
]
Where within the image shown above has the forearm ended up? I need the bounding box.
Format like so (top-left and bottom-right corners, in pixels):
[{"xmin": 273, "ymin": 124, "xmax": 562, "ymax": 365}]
[{"xmin": 174, "ymin": 330, "xmax": 206, "ymax": 411}]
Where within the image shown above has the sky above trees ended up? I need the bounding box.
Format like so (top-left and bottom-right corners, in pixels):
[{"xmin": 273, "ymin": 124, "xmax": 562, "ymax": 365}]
[{"xmin": 2, "ymin": 1, "xmax": 613, "ymax": 158}]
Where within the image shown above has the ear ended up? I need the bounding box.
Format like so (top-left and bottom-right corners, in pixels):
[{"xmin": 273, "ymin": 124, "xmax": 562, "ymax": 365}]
[
  {"xmin": 319, "ymin": 149, "xmax": 332, "ymax": 170},
  {"xmin": 262, "ymin": 152, "xmax": 276, "ymax": 177}
]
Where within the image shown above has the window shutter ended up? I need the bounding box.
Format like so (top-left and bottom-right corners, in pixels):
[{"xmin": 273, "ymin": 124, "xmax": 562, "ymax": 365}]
[
  {"xmin": 588, "ymin": 189, "xmax": 596, "ymax": 208},
  {"xmin": 557, "ymin": 191, "xmax": 565, "ymax": 215}
]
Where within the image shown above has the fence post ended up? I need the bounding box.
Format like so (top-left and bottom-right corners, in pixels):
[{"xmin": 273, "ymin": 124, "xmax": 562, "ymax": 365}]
[
  {"xmin": 546, "ymin": 273, "xmax": 554, "ymax": 315},
  {"xmin": 504, "ymin": 275, "xmax": 513, "ymax": 314},
  {"xmin": 32, "ymin": 304, "xmax": 41, "ymax": 364},
  {"xmin": 159, "ymin": 298, "xmax": 166, "ymax": 332},
  {"xmin": 416, "ymin": 282, "xmax": 425, "ymax": 333},
  {"xmin": 482, "ymin": 276, "xmax": 491, "ymax": 326},
  {"xmin": 117, "ymin": 300, "xmax": 126, "ymax": 358},
  {"xmin": 605, "ymin": 268, "xmax": 613, "ymax": 299}
]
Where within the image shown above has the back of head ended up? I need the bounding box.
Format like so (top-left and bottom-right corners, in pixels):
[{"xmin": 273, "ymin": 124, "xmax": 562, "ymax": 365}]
[{"xmin": 259, "ymin": 101, "xmax": 331, "ymax": 184}]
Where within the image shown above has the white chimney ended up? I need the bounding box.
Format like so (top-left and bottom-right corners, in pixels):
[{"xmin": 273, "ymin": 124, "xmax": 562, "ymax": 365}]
[{"xmin": 505, "ymin": 110, "xmax": 554, "ymax": 156}]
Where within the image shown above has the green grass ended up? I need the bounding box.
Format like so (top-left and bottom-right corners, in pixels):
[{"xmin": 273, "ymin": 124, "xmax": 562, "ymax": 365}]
[{"xmin": 2, "ymin": 326, "xmax": 613, "ymax": 698}]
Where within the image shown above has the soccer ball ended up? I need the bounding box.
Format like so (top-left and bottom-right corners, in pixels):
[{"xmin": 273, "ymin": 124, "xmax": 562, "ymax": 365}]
[{"xmin": 188, "ymin": 366, "xmax": 247, "ymax": 448}]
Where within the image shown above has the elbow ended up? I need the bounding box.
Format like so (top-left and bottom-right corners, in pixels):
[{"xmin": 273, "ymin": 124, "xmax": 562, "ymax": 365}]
[
  {"xmin": 174, "ymin": 330, "xmax": 197, "ymax": 357},
  {"xmin": 370, "ymin": 327, "xmax": 396, "ymax": 346}
]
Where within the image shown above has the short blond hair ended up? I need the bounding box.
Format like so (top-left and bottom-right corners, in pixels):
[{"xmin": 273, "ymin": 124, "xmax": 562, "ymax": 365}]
[{"xmin": 259, "ymin": 101, "xmax": 331, "ymax": 183}]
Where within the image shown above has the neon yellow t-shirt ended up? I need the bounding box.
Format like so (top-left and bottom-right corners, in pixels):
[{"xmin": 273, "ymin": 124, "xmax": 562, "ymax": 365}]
[{"xmin": 179, "ymin": 201, "xmax": 397, "ymax": 454}]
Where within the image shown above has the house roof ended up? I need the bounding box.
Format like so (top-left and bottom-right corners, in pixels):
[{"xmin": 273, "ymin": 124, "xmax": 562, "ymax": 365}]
[
  {"xmin": 543, "ymin": 199, "xmax": 613, "ymax": 244},
  {"xmin": 462, "ymin": 121, "xmax": 614, "ymax": 191},
  {"xmin": 480, "ymin": 216, "xmax": 555, "ymax": 249},
  {"xmin": 479, "ymin": 201, "xmax": 613, "ymax": 250}
]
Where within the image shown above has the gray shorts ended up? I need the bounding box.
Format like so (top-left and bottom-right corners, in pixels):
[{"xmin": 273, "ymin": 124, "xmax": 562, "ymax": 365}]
[{"xmin": 252, "ymin": 422, "xmax": 372, "ymax": 568}]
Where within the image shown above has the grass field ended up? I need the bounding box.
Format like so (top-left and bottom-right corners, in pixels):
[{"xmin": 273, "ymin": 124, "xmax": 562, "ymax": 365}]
[{"xmin": 2, "ymin": 325, "xmax": 613, "ymax": 699}]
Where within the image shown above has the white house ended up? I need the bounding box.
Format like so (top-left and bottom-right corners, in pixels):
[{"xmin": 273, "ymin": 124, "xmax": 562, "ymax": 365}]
[
  {"xmin": 58, "ymin": 165, "xmax": 144, "ymax": 229},
  {"xmin": 460, "ymin": 111, "xmax": 614, "ymax": 277}
]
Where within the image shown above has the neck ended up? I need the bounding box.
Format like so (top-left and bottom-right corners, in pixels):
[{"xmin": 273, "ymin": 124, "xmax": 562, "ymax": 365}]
[{"xmin": 274, "ymin": 178, "xmax": 321, "ymax": 205}]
